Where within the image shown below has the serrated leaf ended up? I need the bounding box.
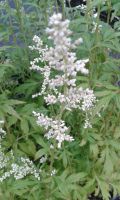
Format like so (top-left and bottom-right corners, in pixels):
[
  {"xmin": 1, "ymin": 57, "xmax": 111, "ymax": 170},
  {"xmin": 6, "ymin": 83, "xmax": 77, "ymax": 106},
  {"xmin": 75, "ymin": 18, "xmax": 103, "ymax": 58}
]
[
  {"xmin": 104, "ymin": 148, "xmax": 113, "ymax": 175},
  {"xmin": 92, "ymin": 95, "xmax": 113, "ymax": 118},
  {"xmin": 97, "ymin": 178, "xmax": 110, "ymax": 200},
  {"xmin": 67, "ymin": 173, "xmax": 86, "ymax": 183}
]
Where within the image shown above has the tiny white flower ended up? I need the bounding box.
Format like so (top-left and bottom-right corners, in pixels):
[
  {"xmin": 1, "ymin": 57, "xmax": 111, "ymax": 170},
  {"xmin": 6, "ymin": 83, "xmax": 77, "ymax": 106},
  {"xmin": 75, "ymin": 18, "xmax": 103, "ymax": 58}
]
[
  {"xmin": 40, "ymin": 155, "xmax": 47, "ymax": 164},
  {"xmin": 51, "ymin": 169, "xmax": 56, "ymax": 176}
]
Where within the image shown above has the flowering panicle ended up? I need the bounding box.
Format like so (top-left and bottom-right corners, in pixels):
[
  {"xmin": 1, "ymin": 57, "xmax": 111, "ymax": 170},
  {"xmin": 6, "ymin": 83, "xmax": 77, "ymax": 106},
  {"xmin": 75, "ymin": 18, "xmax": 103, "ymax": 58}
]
[
  {"xmin": 0, "ymin": 121, "xmax": 40, "ymax": 182},
  {"xmin": 33, "ymin": 111, "xmax": 74, "ymax": 148},
  {"xmin": 30, "ymin": 13, "xmax": 96, "ymax": 147},
  {"xmin": 0, "ymin": 155, "xmax": 40, "ymax": 182},
  {"xmin": 10, "ymin": 157, "xmax": 40, "ymax": 180}
]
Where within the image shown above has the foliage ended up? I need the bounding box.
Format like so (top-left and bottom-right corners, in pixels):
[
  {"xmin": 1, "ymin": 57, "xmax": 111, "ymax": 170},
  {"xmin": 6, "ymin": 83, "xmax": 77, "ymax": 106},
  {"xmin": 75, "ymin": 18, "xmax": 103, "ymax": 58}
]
[{"xmin": 0, "ymin": 0, "xmax": 120, "ymax": 199}]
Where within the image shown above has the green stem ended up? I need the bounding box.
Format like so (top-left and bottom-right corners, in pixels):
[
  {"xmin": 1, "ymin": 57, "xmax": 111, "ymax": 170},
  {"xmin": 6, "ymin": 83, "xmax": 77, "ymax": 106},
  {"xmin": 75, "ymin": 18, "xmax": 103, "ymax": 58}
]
[
  {"xmin": 6, "ymin": 0, "xmax": 17, "ymax": 45},
  {"xmin": 14, "ymin": 0, "xmax": 29, "ymax": 60},
  {"xmin": 107, "ymin": 0, "xmax": 112, "ymax": 24},
  {"xmin": 60, "ymin": 0, "xmax": 65, "ymax": 19}
]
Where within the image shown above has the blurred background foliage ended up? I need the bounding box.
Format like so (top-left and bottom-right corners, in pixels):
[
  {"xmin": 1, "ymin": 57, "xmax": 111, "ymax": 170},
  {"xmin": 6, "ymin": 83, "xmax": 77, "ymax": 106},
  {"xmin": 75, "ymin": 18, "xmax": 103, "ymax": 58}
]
[{"xmin": 0, "ymin": 0, "xmax": 120, "ymax": 199}]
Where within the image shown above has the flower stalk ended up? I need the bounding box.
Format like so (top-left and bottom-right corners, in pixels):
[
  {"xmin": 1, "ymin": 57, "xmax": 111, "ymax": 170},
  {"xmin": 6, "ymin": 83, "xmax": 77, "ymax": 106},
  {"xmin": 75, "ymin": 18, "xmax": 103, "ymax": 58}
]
[{"xmin": 30, "ymin": 13, "xmax": 96, "ymax": 149}]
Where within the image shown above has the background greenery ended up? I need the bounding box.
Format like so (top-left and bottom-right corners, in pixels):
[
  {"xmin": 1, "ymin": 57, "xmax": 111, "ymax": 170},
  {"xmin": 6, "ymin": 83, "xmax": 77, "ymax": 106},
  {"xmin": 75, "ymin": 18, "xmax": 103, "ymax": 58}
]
[{"xmin": 0, "ymin": 0, "xmax": 120, "ymax": 199}]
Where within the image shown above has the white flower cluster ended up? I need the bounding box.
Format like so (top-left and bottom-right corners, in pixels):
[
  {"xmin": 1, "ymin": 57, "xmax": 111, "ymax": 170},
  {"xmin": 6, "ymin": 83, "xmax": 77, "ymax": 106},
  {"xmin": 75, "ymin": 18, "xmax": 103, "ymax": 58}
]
[
  {"xmin": 44, "ymin": 87, "xmax": 96, "ymax": 111},
  {"xmin": 0, "ymin": 154, "xmax": 40, "ymax": 182},
  {"xmin": 0, "ymin": 120, "xmax": 6, "ymax": 140},
  {"xmin": 32, "ymin": 65, "xmax": 51, "ymax": 97},
  {"xmin": 30, "ymin": 13, "xmax": 95, "ymax": 111},
  {"xmin": 30, "ymin": 13, "xmax": 96, "ymax": 147},
  {"xmin": 33, "ymin": 111, "xmax": 74, "ymax": 148},
  {"xmin": 51, "ymin": 169, "xmax": 56, "ymax": 176},
  {"xmin": 44, "ymin": 14, "xmax": 88, "ymax": 77},
  {"xmin": 92, "ymin": 21, "xmax": 102, "ymax": 33},
  {"xmin": 0, "ymin": 121, "xmax": 40, "ymax": 182},
  {"xmin": 10, "ymin": 157, "xmax": 40, "ymax": 180},
  {"xmin": 0, "ymin": 151, "xmax": 10, "ymax": 169},
  {"xmin": 30, "ymin": 14, "xmax": 88, "ymax": 78},
  {"xmin": 0, "ymin": 151, "xmax": 40, "ymax": 182},
  {"xmin": 73, "ymin": 4, "xmax": 86, "ymax": 13}
]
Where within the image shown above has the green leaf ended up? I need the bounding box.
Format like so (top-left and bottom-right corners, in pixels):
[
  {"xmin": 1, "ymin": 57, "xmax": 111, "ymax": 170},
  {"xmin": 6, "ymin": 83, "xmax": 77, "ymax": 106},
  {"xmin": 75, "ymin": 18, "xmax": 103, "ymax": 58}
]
[
  {"xmin": 67, "ymin": 173, "xmax": 86, "ymax": 183},
  {"xmin": 103, "ymin": 147, "xmax": 113, "ymax": 175},
  {"xmin": 92, "ymin": 95, "xmax": 113, "ymax": 118},
  {"xmin": 20, "ymin": 118, "xmax": 29, "ymax": 134},
  {"xmin": 19, "ymin": 140, "xmax": 36, "ymax": 156},
  {"xmin": 8, "ymin": 99, "xmax": 25, "ymax": 105},
  {"xmin": 32, "ymin": 135, "xmax": 49, "ymax": 151},
  {"xmin": 2, "ymin": 105, "xmax": 21, "ymax": 119},
  {"xmin": 95, "ymin": 90, "xmax": 112, "ymax": 97},
  {"xmin": 7, "ymin": 115, "xmax": 18, "ymax": 127},
  {"xmin": 96, "ymin": 178, "xmax": 110, "ymax": 200},
  {"xmin": 35, "ymin": 148, "xmax": 47, "ymax": 160}
]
